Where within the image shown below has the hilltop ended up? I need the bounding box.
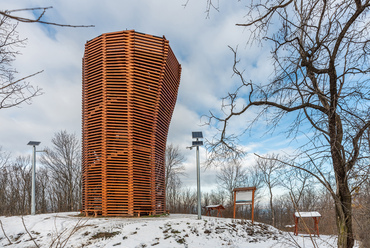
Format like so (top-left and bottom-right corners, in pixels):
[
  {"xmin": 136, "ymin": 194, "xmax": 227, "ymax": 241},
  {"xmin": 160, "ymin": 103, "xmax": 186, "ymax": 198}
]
[{"xmin": 0, "ymin": 212, "xmax": 358, "ymax": 247}]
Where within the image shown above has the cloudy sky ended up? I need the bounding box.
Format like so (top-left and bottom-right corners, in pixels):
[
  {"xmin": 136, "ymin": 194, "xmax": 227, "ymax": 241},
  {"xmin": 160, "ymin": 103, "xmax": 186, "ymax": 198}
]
[{"xmin": 1, "ymin": 0, "xmax": 297, "ymax": 191}]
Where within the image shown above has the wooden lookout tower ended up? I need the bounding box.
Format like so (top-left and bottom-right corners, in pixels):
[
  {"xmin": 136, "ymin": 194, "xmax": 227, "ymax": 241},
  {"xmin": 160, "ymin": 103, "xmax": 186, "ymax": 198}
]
[{"xmin": 82, "ymin": 30, "xmax": 181, "ymax": 217}]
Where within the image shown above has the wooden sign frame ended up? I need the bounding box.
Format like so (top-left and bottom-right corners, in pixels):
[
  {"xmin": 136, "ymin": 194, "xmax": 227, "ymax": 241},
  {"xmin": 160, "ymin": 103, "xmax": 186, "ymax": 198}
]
[{"xmin": 233, "ymin": 187, "xmax": 256, "ymax": 223}]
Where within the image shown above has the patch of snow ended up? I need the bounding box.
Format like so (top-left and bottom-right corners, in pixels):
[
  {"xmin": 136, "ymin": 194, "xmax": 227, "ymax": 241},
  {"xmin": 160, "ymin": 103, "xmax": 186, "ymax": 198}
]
[
  {"xmin": 0, "ymin": 212, "xmax": 359, "ymax": 247},
  {"xmin": 294, "ymin": 212, "xmax": 321, "ymax": 218}
]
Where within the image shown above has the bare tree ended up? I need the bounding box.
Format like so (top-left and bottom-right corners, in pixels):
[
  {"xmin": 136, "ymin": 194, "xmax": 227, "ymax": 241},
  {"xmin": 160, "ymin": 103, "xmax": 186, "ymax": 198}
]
[
  {"xmin": 166, "ymin": 176, "xmax": 183, "ymax": 213},
  {"xmin": 36, "ymin": 166, "xmax": 51, "ymax": 213},
  {"xmin": 40, "ymin": 130, "xmax": 81, "ymax": 212},
  {"xmin": 0, "ymin": 146, "xmax": 10, "ymax": 169},
  {"xmin": 180, "ymin": 188, "xmax": 197, "ymax": 214},
  {"xmin": 0, "ymin": 149, "xmax": 10, "ymax": 214},
  {"xmin": 165, "ymin": 144, "xmax": 185, "ymax": 211},
  {"xmin": 256, "ymin": 155, "xmax": 282, "ymax": 227},
  {"xmin": 216, "ymin": 159, "xmax": 263, "ymax": 207},
  {"xmin": 216, "ymin": 160, "xmax": 248, "ymax": 204},
  {"xmin": 0, "ymin": 153, "xmax": 33, "ymax": 216},
  {"xmin": 0, "ymin": 155, "xmax": 32, "ymax": 215},
  {"xmin": 207, "ymin": 1, "xmax": 370, "ymax": 247},
  {"xmin": 280, "ymin": 164, "xmax": 317, "ymax": 207},
  {"xmin": 209, "ymin": 188, "xmax": 228, "ymax": 206},
  {"xmin": 0, "ymin": 14, "xmax": 42, "ymax": 110}
]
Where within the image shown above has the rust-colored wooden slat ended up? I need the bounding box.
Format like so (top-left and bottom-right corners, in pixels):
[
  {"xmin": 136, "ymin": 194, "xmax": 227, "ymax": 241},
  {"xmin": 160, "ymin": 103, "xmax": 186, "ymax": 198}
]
[{"xmin": 82, "ymin": 30, "xmax": 181, "ymax": 217}]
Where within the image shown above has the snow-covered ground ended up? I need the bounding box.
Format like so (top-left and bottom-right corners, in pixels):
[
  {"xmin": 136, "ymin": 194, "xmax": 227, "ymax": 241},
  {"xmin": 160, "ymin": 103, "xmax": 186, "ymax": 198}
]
[{"xmin": 0, "ymin": 212, "xmax": 358, "ymax": 248}]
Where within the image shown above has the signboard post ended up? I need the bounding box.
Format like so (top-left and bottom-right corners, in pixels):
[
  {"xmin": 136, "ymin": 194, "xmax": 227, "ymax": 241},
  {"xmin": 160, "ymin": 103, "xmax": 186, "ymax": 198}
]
[{"xmin": 233, "ymin": 187, "xmax": 257, "ymax": 224}]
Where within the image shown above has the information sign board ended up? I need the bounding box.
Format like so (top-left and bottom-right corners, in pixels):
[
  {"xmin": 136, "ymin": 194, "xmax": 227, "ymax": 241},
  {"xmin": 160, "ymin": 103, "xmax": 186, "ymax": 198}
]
[{"xmin": 233, "ymin": 187, "xmax": 257, "ymax": 223}]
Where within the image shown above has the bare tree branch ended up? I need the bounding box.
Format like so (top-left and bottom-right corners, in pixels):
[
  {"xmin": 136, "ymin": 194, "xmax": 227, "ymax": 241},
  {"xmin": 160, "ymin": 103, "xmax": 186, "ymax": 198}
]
[
  {"xmin": 0, "ymin": 7, "xmax": 94, "ymax": 27},
  {"xmin": 21, "ymin": 216, "xmax": 40, "ymax": 248},
  {"xmin": 0, "ymin": 219, "xmax": 12, "ymax": 245}
]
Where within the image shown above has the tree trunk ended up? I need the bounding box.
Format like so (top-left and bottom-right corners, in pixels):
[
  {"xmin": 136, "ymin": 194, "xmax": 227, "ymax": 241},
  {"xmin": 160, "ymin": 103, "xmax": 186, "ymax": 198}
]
[
  {"xmin": 269, "ymin": 186, "xmax": 275, "ymax": 227},
  {"xmin": 335, "ymin": 181, "xmax": 354, "ymax": 248},
  {"xmin": 332, "ymin": 150, "xmax": 354, "ymax": 248}
]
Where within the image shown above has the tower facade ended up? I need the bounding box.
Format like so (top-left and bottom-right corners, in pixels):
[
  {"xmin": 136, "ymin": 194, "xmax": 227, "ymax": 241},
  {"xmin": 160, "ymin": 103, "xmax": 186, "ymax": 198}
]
[{"xmin": 82, "ymin": 30, "xmax": 181, "ymax": 216}]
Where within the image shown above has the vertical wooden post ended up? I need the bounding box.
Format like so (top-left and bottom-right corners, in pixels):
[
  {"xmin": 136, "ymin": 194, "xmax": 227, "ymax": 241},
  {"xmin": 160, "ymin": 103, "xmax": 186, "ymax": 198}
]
[
  {"xmin": 251, "ymin": 188, "xmax": 255, "ymax": 224},
  {"xmin": 294, "ymin": 215, "xmax": 298, "ymax": 236},
  {"xmin": 127, "ymin": 31, "xmax": 134, "ymax": 217},
  {"xmin": 233, "ymin": 190, "xmax": 236, "ymax": 219},
  {"xmin": 314, "ymin": 217, "xmax": 320, "ymax": 237},
  {"xmin": 101, "ymin": 34, "xmax": 107, "ymax": 216}
]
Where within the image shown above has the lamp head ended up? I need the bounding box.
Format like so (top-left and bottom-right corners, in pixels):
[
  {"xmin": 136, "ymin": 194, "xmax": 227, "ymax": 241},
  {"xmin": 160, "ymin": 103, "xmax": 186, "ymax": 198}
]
[{"xmin": 27, "ymin": 141, "xmax": 41, "ymax": 146}]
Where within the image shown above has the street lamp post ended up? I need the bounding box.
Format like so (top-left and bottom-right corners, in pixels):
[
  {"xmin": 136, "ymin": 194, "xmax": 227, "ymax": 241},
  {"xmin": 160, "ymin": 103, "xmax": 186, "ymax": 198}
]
[
  {"xmin": 191, "ymin": 132, "xmax": 203, "ymax": 220},
  {"xmin": 27, "ymin": 141, "xmax": 41, "ymax": 215}
]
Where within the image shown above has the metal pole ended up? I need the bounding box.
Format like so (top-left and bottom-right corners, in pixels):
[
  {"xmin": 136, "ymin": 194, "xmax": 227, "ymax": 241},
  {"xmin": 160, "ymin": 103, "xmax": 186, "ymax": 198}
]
[
  {"xmin": 196, "ymin": 145, "xmax": 201, "ymax": 220},
  {"xmin": 31, "ymin": 145, "xmax": 36, "ymax": 215}
]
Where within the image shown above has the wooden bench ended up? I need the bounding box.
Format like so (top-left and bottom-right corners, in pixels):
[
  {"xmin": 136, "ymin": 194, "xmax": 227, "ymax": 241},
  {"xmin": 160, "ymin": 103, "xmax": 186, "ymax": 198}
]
[
  {"xmin": 204, "ymin": 204, "xmax": 225, "ymax": 217},
  {"xmin": 84, "ymin": 209, "xmax": 102, "ymax": 217},
  {"xmin": 294, "ymin": 211, "xmax": 321, "ymax": 237},
  {"xmin": 135, "ymin": 210, "xmax": 153, "ymax": 217}
]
